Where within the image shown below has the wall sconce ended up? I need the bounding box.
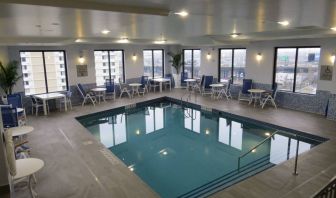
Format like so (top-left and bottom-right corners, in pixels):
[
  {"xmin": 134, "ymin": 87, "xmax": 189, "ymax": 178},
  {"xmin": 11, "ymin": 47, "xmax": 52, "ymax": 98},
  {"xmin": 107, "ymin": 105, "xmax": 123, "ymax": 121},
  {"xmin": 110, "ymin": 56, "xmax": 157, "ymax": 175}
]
[
  {"xmin": 78, "ymin": 50, "xmax": 85, "ymax": 64},
  {"xmin": 132, "ymin": 53, "xmax": 137, "ymax": 61},
  {"xmin": 206, "ymin": 52, "xmax": 212, "ymax": 60},
  {"xmin": 256, "ymin": 53, "xmax": 263, "ymax": 62},
  {"xmin": 330, "ymin": 54, "xmax": 335, "ymax": 65}
]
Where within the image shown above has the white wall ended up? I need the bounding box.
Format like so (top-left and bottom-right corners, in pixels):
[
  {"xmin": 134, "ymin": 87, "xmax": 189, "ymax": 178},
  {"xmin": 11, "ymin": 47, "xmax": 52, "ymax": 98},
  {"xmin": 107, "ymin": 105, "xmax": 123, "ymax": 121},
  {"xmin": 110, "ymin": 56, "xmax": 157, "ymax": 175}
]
[{"xmin": 0, "ymin": 46, "xmax": 9, "ymax": 65}]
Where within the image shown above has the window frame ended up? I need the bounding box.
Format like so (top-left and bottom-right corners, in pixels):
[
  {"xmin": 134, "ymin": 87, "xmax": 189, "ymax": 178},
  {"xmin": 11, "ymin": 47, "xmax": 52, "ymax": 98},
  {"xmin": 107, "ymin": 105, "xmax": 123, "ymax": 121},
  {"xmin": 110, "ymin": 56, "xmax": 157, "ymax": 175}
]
[
  {"xmin": 94, "ymin": 49, "xmax": 126, "ymax": 83},
  {"xmin": 19, "ymin": 50, "xmax": 69, "ymax": 95},
  {"xmin": 218, "ymin": 48, "xmax": 246, "ymax": 84},
  {"xmin": 143, "ymin": 49, "xmax": 164, "ymax": 78},
  {"xmin": 182, "ymin": 49, "xmax": 201, "ymax": 79},
  {"xmin": 272, "ymin": 46, "xmax": 320, "ymax": 94}
]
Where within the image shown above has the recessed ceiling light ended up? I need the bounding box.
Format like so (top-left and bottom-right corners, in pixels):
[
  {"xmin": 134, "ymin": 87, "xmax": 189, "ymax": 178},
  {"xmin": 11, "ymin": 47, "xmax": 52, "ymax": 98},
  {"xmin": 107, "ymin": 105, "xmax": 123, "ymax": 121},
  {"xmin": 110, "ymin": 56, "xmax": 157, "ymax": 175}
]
[
  {"xmin": 75, "ymin": 39, "xmax": 83, "ymax": 43},
  {"xmin": 331, "ymin": 27, "xmax": 336, "ymax": 31},
  {"xmin": 174, "ymin": 10, "xmax": 189, "ymax": 17},
  {"xmin": 117, "ymin": 37, "xmax": 129, "ymax": 43},
  {"xmin": 101, "ymin": 29, "xmax": 110, "ymax": 34},
  {"xmin": 154, "ymin": 40, "xmax": 166, "ymax": 44},
  {"xmin": 278, "ymin": 20, "xmax": 290, "ymax": 26},
  {"xmin": 230, "ymin": 33, "xmax": 240, "ymax": 38}
]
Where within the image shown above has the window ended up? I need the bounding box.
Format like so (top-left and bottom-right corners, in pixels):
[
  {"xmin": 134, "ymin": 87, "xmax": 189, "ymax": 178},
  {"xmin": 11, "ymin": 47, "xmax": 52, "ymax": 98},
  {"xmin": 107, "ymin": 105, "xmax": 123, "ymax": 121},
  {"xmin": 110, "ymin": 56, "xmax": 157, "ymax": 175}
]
[
  {"xmin": 219, "ymin": 48, "xmax": 246, "ymax": 84},
  {"xmin": 94, "ymin": 50, "xmax": 125, "ymax": 86},
  {"xmin": 274, "ymin": 47, "xmax": 320, "ymax": 94},
  {"xmin": 20, "ymin": 51, "xmax": 68, "ymax": 95},
  {"xmin": 145, "ymin": 107, "xmax": 164, "ymax": 134},
  {"xmin": 143, "ymin": 49, "xmax": 164, "ymax": 78},
  {"xmin": 183, "ymin": 49, "xmax": 201, "ymax": 79}
]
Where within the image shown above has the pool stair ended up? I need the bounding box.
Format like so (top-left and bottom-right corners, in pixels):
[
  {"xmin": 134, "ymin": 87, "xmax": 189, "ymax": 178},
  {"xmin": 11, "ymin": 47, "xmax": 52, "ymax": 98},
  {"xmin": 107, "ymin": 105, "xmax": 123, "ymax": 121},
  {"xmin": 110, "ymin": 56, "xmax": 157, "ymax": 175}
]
[{"xmin": 177, "ymin": 154, "xmax": 274, "ymax": 198}]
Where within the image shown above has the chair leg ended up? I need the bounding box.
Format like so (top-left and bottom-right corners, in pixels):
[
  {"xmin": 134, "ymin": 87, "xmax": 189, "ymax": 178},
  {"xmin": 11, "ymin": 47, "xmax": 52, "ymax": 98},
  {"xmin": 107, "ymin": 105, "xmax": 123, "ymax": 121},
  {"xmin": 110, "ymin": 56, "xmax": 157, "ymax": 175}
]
[
  {"xmin": 28, "ymin": 175, "xmax": 37, "ymax": 198},
  {"xmin": 35, "ymin": 106, "xmax": 38, "ymax": 116}
]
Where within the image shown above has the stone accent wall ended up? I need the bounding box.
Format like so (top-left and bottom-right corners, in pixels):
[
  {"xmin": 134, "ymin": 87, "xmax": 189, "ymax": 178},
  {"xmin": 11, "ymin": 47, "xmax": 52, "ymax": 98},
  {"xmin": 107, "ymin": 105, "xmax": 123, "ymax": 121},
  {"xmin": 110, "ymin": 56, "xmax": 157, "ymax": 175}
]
[{"xmin": 327, "ymin": 94, "xmax": 336, "ymax": 120}]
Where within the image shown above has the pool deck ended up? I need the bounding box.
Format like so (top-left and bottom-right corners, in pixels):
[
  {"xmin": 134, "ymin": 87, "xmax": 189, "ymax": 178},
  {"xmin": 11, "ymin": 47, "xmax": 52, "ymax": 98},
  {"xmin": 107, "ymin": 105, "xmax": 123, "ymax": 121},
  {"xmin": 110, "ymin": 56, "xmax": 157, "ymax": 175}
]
[{"xmin": 14, "ymin": 88, "xmax": 336, "ymax": 198}]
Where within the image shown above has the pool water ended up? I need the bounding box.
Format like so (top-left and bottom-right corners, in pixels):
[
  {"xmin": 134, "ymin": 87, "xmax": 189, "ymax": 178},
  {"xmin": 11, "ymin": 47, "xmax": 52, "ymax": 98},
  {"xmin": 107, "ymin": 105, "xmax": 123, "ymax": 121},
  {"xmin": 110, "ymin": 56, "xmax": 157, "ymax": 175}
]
[{"xmin": 77, "ymin": 101, "xmax": 322, "ymax": 198}]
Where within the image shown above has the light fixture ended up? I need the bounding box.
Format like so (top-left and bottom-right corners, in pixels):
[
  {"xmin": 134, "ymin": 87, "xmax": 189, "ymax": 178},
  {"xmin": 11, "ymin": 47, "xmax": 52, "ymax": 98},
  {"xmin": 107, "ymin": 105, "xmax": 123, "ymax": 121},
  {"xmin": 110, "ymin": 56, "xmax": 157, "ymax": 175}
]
[
  {"xmin": 206, "ymin": 52, "xmax": 212, "ymax": 60},
  {"xmin": 78, "ymin": 50, "xmax": 85, "ymax": 64},
  {"xmin": 154, "ymin": 40, "xmax": 166, "ymax": 44},
  {"xmin": 132, "ymin": 53, "xmax": 137, "ymax": 61},
  {"xmin": 331, "ymin": 27, "xmax": 336, "ymax": 31},
  {"xmin": 174, "ymin": 10, "xmax": 189, "ymax": 17},
  {"xmin": 256, "ymin": 53, "xmax": 263, "ymax": 62},
  {"xmin": 101, "ymin": 29, "xmax": 110, "ymax": 34},
  {"xmin": 75, "ymin": 39, "xmax": 83, "ymax": 43},
  {"xmin": 265, "ymin": 132, "xmax": 271, "ymax": 136},
  {"xmin": 136, "ymin": 129, "xmax": 140, "ymax": 135},
  {"xmin": 117, "ymin": 37, "xmax": 129, "ymax": 43},
  {"xmin": 277, "ymin": 20, "xmax": 290, "ymax": 26},
  {"xmin": 330, "ymin": 54, "xmax": 336, "ymax": 64},
  {"xmin": 230, "ymin": 33, "xmax": 240, "ymax": 38}
]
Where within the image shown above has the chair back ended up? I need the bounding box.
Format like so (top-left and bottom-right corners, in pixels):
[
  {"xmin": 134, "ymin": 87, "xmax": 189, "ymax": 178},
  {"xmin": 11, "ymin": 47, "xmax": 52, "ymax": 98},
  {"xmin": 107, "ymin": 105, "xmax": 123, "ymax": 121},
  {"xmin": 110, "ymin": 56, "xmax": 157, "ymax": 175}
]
[
  {"xmin": 65, "ymin": 91, "xmax": 72, "ymax": 99},
  {"xmin": 181, "ymin": 72, "xmax": 188, "ymax": 84},
  {"xmin": 272, "ymin": 83, "xmax": 278, "ymax": 98},
  {"xmin": 200, "ymin": 75, "xmax": 205, "ymax": 87},
  {"xmin": 204, "ymin": 76, "xmax": 214, "ymax": 89},
  {"xmin": 7, "ymin": 93, "xmax": 22, "ymax": 108},
  {"xmin": 1, "ymin": 105, "xmax": 18, "ymax": 128},
  {"xmin": 77, "ymin": 84, "xmax": 86, "ymax": 98},
  {"xmin": 141, "ymin": 76, "xmax": 149, "ymax": 87},
  {"xmin": 165, "ymin": 74, "xmax": 175, "ymax": 87},
  {"xmin": 227, "ymin": 79, "xmax": 233, "ymax": 91},
  {"xmin": 105, "ymin": 80, "xmax": 115, "ymax": 93},
  {"xmin": 241, "ymin": 79, "xmax": 252, "ymax": 94}
]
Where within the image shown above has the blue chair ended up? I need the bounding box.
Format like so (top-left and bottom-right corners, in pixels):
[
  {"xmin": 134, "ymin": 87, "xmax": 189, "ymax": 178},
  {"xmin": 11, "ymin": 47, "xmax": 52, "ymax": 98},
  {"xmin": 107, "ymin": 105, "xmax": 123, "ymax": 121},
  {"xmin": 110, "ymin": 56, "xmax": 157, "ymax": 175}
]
[
  {"xmin": 105, "ymin": 79, "xmax": 116, "ymax": 100},
  {"xmin": 59, "ymin": 91, "xmax": 72, "ymax": 110},
  {"xmin": 238, "ymin": 79, "xmax": 253, "ymax": 102},
  {"xmin": 202, "ymin": 76, "xmax": 214, "ymax": 96},
  {"xmin": 164, "ymin": 74, "xmax": 174, "ymax": 89},
  {"xmin": 77, "ymin": 83, "xmax": 97, "ymax": 106},
  {"xmin": 261, "ymin": 83, "xmax": 278, "ymax": 109},
  {"xmin": 1, "ymin": 105, "xmax": 18, "ymax": 128},
  {"xmin": 140, "ymin": 76, "xmax": 149, "ymax": 94},
  {"xmin": 7, "ymin": 93, "xmax": 26, "ymax": 124},
  {"xmin": 181, "ymin": 72, "xmax": 188, "ymax": 87}
]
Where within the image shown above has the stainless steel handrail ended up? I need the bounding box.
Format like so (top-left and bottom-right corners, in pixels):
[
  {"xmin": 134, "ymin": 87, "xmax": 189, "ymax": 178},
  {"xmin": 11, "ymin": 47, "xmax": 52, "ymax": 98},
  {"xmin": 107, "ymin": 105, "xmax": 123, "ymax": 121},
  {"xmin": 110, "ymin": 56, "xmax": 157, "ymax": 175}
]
[{"xmin": 237, "ymin": 130, "xmax": 279, "ymax": 171}]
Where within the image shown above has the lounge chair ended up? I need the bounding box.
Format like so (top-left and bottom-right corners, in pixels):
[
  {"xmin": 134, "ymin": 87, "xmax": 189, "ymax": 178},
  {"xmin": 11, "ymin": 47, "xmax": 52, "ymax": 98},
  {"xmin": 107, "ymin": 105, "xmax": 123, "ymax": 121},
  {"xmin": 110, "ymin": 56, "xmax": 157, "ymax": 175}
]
[
  {"xmin": 261, "ymin": 83, "xmax": 278, "ymax": 109},
  {"xmin": 238, "ymin": 79, "xmax": 252, "ymax": 103},
  {"xmin": 118, "ymin": 78, "xmax": 131, "ymax": 98},
  {"xmin": 77, "ymin": 83, "xmax": 97, "ymax": 106}
]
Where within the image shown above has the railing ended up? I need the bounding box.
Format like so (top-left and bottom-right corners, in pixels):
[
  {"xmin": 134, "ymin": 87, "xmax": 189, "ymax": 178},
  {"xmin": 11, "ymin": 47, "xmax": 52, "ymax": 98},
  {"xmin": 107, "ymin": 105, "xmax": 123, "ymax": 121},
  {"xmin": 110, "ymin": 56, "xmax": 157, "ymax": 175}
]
[
  {"xmin": 313, "ymin": 176, "xmax": 336, "ymax": 198},
  {"xmin": 238, "ymin": 130, "xmax": 279, "ymax": 171}
]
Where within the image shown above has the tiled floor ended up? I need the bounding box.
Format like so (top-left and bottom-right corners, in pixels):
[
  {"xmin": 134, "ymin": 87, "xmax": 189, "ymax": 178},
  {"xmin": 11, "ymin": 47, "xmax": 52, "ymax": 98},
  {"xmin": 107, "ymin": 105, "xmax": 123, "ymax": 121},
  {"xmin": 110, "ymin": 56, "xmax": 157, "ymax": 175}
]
[{"xmin": 13, "ymin": 89, "xmax": 336, "ymax": 198}]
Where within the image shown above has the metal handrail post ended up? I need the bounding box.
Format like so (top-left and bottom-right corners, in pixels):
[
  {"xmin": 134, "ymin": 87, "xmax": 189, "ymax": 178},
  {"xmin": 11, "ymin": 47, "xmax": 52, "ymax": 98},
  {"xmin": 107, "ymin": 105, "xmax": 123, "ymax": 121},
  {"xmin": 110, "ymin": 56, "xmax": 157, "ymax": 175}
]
[{"xmin": 293, "ymin": 138, "xmax": 299, "ymax": 175}]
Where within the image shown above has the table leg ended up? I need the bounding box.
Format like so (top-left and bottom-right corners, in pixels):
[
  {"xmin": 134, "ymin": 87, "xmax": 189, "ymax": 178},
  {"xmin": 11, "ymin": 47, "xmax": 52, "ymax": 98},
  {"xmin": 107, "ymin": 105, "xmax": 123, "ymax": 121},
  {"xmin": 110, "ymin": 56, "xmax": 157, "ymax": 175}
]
[
  {"xmin": 160, "ymin": 82, "xmax": 163, "ymax": 92},
  {"xmin": 43, "ymin": 100, "xmax": 47, "ymax": 116},
  {"xmin": 64, "ymin": 96, "xmax": 67, "ymax": 112},
  {"xmin": 169, "ymin": 81, "xmax": 171, "ymax": 91}
]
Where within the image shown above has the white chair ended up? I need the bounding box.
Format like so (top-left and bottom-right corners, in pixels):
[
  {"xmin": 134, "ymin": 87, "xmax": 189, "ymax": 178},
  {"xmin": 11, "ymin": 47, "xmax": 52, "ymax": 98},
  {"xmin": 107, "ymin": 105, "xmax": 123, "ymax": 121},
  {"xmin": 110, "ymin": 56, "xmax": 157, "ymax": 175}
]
[
  {"xmin": 59, "ymin": 91, "xmax": 72, "ymax": 111},
  {"xmin": 77, "ymin": 83, "xmax": 96, "ymax": 106},
  {"xmin": 118, "ymin": 78, "xmax": 131, "ymax": 98},
  {"xmin": 30, "ymin": 96, "xmax": 48, "ymax": 116},
  {"xmin": 4, "ymin": 129, "xmax": 44, "ymax": 198},
  {"xmin": 261, "ymin": 83, "xmax": 278, "ymax": 109}
]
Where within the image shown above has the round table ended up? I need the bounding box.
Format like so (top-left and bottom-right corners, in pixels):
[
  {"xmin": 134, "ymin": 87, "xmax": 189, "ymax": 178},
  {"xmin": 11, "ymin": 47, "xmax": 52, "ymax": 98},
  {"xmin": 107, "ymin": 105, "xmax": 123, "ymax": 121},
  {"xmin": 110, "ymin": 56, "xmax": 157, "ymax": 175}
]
[
  {"xmin": 129, "ymin": 83, "xmax": 142, "ymax": 97},
  {"xmin": 210, "ymin": 84, "xmax": 225, "ymax": 99},
  {"xmin": 7, "ymin": 125, "xmax": 34, "ymax": 137},
  {"xmin": 248, "ymin": 89, "xmax": 266, "ymax": 107},
  {"xmin": 184, "ymin": 79, "xmax": 197, "ymax": 92},
  {"xmin": 91, "ymin": 88, "xmax": 107, "ymax": 103}
]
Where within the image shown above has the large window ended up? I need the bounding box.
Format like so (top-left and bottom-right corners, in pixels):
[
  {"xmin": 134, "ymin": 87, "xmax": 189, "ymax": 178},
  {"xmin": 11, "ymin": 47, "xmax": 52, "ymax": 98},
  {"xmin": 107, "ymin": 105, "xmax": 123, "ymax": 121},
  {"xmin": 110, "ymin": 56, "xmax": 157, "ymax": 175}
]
[
  {"xmin": 183, "ymin": 49, "xmax": 201, "ymax": 79},
  {"xmin": 20, "ymin": 51, "xmax": 68, "ymax": 95},
  {"xmin": 94, "ymin": 50, "xmax": 125, "ymax": 85},
  {"xmin": 143, "ymin": 49, "xmax": 164, "ymax": 78},
  {"xmin": 274, "ymin": 47, "xmax": 320, "ymax": 94},
  {"xmin": 219, "ymin": 48, "xmax": 246, "ymax": 84}
]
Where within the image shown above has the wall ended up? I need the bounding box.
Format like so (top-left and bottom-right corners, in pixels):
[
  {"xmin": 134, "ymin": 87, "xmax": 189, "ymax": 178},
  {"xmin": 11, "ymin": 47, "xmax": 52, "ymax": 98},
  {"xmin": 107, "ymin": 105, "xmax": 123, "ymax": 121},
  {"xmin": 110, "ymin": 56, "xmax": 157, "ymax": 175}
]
[{"xmin": 0, "ymin": 47, "xmax": 9, "ymax": 64}]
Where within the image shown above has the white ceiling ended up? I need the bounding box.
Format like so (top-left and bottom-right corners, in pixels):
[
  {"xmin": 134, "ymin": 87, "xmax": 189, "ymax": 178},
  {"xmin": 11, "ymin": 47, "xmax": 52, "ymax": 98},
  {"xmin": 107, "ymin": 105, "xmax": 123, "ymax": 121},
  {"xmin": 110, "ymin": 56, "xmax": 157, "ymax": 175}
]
[{"xmin": 0, "ymin": 0, "xmax": 336, "ymax": 45}]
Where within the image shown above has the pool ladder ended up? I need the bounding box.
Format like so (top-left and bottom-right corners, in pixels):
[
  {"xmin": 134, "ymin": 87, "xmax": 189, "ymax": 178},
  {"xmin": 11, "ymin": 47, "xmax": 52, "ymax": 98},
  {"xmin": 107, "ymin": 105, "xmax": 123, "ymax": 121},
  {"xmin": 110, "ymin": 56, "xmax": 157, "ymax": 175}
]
[{"xmin": 180, "ymin": 92, "xmax": 196, "ymax": 120}]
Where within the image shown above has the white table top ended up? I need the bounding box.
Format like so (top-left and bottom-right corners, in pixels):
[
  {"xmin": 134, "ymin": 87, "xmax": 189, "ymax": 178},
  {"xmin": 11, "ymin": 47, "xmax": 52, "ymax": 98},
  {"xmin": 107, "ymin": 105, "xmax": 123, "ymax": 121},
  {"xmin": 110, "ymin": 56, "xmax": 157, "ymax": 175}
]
[
  {"xmin": 7, "ymin": 126, "xmax": 34, "ymax": 137},
  {"xmin": 14, "ymin": 158, "xmax": 44, "ymax": 179},
  {"xmin": 91, "ymin": 88, "xmax": 107, "ymax": 92},
  {"xmin": 152, "ymin": 78, "xmax": 170, "ymax": 82},
  {"xmin": 35, "ymin": 93, "xmax": 65, "ymax": 100},
  {"xmin": 248, "ymin": 89, "xmax": 266, "ymax": 93},
  {"xmin": 17, "ymin": 108, "xmax": 24, "ymax": 113},
  {"xmin": 184, "ymin": 79, "xmax": 197, "ymax": 82},
  {"xmin": 210, "ymin": 83, "xmax": 225, "ymax": 87},
  {"xmin": 129, "ymin": 83, "xmax": 142, "ymax": 86}
]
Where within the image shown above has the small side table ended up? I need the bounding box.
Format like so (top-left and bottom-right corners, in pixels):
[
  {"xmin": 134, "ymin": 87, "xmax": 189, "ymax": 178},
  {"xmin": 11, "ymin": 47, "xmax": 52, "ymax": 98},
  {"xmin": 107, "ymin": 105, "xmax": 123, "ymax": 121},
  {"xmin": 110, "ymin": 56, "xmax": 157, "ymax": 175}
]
[
  {"xmin": 91, "ymin": 88, "xmax": 107, "ymax": 104},
  {"xmin": 129, "ymin": 83, "xmax": 142, "ymax": 97},
  {"xmin": 248, "ymin": 89, "xmax": 266, "ymax": 107}
]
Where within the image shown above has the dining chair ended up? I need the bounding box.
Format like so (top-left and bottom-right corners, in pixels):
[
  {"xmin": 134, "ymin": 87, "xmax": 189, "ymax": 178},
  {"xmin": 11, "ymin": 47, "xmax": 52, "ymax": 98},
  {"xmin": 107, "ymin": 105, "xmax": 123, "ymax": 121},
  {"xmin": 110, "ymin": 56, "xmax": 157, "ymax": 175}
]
[
  {"xmin": 118, "ymin": 78, "xmax": 131, "ymax": 98},
  {"xmin": 261, "ymin": 83, "xmax": 278, "ymax": 109},
  {"xmin": 238, "ymin": 79, "xmax": 253, "ymax": 103},
  {"xmin": 1, "ymin": 105, "xmax": 18, "ymax": 128},
  {"xmin": 30, "ymin": 96, "xmax": 47, "ymax": 116},
  {"xmin": 7, "ymin": 93, "xmax": 26, "ymax": 125},
  {"xmin": 202, "ymin": 76, "xmax": 214, "ymax": 96},
  {"xmin": 105, "ymin": 79, "xmax": 116, "ymax": 100},
  {"xmin": 59, "ymin": 91, "xmax": 72, "ymax": 110}
]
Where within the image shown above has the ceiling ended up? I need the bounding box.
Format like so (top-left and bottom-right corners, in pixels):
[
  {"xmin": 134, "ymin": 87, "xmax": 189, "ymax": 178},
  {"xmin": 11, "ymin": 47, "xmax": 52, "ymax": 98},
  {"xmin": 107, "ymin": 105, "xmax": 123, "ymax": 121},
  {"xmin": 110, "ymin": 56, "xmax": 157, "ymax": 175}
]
[{"xmin": 0, "ymin": 0, "xmax": 336, "ymax": 46}]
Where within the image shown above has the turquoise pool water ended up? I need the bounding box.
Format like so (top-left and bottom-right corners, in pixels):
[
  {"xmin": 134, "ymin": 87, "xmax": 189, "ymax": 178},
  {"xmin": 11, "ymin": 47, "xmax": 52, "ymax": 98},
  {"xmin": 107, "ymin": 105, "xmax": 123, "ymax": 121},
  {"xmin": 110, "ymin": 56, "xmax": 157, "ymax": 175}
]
[{"xmin": 77, "ymin": 101, "xmax": 322, "ymax": 198}]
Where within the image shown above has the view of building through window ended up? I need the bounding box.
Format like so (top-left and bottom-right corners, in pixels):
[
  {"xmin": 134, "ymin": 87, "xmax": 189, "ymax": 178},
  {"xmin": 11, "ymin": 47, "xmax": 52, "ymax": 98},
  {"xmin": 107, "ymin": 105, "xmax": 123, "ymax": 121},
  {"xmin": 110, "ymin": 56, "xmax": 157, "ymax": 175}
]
[
  {"xmin": 20, "ymin": 51, "xmax": 67, "ymax": 95},
  {"xmin": 94, "ymin": 50, "xmax": 124, "ymax": 86},
  {"xmin": 183, "ymin": 49, "xmax": 201, "ymax": 79},
  {"xmin": 219, "ymin": 49, "xmax": 246, "ymax": 84},
  {"xmin": 143, "ymin": 50, "xmax": 164, "ymax": 78},
  {"xmin": 275, "ymin": 47, "xmax": 320, "ymax": 94}
]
